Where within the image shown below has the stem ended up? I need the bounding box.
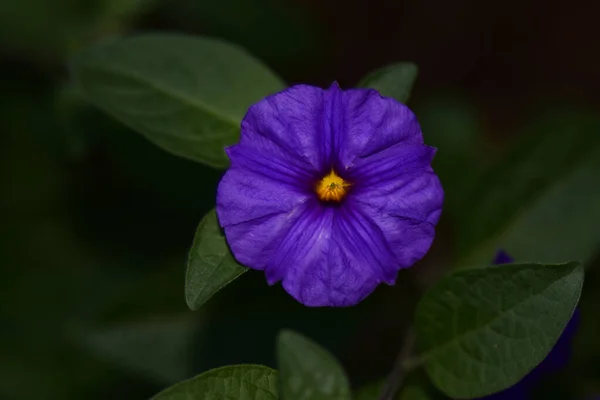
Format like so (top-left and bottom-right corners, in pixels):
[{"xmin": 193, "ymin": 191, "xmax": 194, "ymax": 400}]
[{"xmin": 378, "ymin": 327, "xmax": 415, "ymax": 400}]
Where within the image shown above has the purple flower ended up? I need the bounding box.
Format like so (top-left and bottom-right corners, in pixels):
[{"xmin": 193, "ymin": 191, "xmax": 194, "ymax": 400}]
[
  {"xmin": 479, "ymin": 250, "xmax": 580, "ymax": 399},
  {"xmin": 216, "ymin": 83, "xmax": 443, "ymax": 307}
]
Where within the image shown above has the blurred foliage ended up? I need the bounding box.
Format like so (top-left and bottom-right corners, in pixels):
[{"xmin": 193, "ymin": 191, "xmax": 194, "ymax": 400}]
[
  {"xmin": 0, "ymin": 0, "xmax": 156, "ymax": 59},
  {"xmin": 159, "ymin": 0, "xmax": 328, "ymax": 75},
  {"xmin": 1, "ymin": 0, "xmax": 599, "ymax": 399},
  {"xmin": 276, "ymin": 330, "xmax": 351, "ymax": 400}
]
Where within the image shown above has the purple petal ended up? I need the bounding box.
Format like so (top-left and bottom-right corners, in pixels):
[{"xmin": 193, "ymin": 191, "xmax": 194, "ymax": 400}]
[
  {"xmin": 225, "ymin": 144, "xmax": 314, "ymax": 191},
  {"xmin": 535, "ymin": 308, "xmax": 580, "ymax": 374},
  {"xmin": 216, "ymin": 164, "xmax": 309, "ymax": 227},
  {"xmin": 349, "ymin": 143, "xmax": 442, "ymax": 224},
  {"xmin": 343, "ymin": 142, "xmax": 443, "ymax": 272},
  {"xmin": 238, "ymin": 84, "xmax": 330, "ymax": 172},
  {"xmin": 238, "ymin": 84, "xmax": 424, "ymax": 174},
  {"xmin": 356, "ymin": 192, "xmax": 440, "ymax": 274},
  {"xmin": 337, "ymin": 88, "xmax": 423, "ymax": 170},
  {"xmin": 278, "ymin": 201, "xmax": 395, "ymax": 306},
  {"xmin": 222, "ymin": 197, "xmax": 406, "ymax": 306},
  {"xmin": 217, "ymin": 83, "xmax": 444, "ymax": 307},
  {"xmin": 220, "ymin": 210, "xmax": 299, "ymax": 271},
  {"xmin": 476, "ymin": 384, "xmax": 529, "ymax": 400},
  {"xmin": 346, "ymin": 143, "xmax": 436, "ymax": 185},
  {"xmin": 493, "ymin": 250, "xmax": 515, "ymax": 265}
]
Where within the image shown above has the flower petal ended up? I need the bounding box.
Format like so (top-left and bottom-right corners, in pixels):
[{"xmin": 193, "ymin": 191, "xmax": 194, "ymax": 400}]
[
  {"xmin": 493, "ymin": 250, "xmax": 515, "ymax": 265},
  {"xmin": 217, "ymin": 84, "xmax": 444, "ymax": 307},
  {"xmin": 272, "ymin": 201, "xmax": 403, "ymax": 306},
  {"xmin": 336, "ymin": 89, "xmax": 424, "ymax": 170},
  {"xmin": 353, "ymin": 165, "xmax": 444, "ymax": 226},
  {"xmin": 477, "ymin": 385, "xmax": 529, "ymax": 400},
  {"xmin": 223, "ymin": 198, "xmax": 404, "ymax": 306},
  {"xmin": 225, "ymin": 144, "xmax": 314, "ymax": 191},
  {"xmin": 216, "ymin": 164, "xmax": 309, "ymax": 227},
  {"xmin": 220, "ymin": 203, "xmax": 305, "ymax": 271},
  {"xmin": 347, "ymin": 143, "xmax": 436, "ymax": 188},
  {"xmin": 237, "ymin": 84, "xmax": 424, "ymax": 176},
  {"xmin": 239, "ymin": 84, "xmax": 331, "ymax": 172},
  {"xmin": 352, "ymin": 168, "xmax": 443, "ymax": 268},
  {"xmin": 277, "ymin": 207, "xmax": 387, "ymax": 306},
  {"xmin": 535, "ymin": 308, "xmax": 580, "ymax": 374}
]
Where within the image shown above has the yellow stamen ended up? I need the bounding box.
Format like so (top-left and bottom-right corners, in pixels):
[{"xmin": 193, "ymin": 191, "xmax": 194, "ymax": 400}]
[{"xmin": 316, "ymin": 170, "xmax": 350, "ymax": 202}]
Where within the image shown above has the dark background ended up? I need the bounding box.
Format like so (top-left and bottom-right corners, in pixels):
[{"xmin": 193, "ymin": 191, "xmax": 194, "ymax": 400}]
[{"xmin": 1, "ymin": 0, "xmax": 599, "ymax": 399}]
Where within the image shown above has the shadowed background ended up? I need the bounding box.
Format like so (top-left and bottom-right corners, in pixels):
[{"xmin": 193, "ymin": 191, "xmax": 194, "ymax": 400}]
[{"xmin": 1, "ymin": 0, "xmax": 599, "ymax": 399}]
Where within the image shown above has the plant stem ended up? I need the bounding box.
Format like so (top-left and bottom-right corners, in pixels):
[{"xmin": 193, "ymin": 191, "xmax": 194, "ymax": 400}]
[{"xmin": 378, "ymin": 327, "xmax": 415, "ymax": 400}]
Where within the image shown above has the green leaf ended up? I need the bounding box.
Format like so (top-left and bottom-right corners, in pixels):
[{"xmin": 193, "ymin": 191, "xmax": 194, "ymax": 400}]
[
  {"xmin": 186, "ymin": 209, "xmax": 248, "ymax": 310},
  {"xmin": 415, "ymin": 261, "xmax": 584, "ymax": 398},
  {"xmin": 277, "ymin": 330, "xmax": 351, "ymax": 400},
  {"xmin": 151, "ymin": 364, "xmax": 278, "ymax": 400},
  {"xmin": 357, "ymin": 62, "xmax": 418, "ymax": 104},
  {"xmin": 457, "ymin": 110, "xmax": 600, "ymax": 266},
  {"xmin": 70, "ymin": 33, "xmax": 285, "ymax": 168}
]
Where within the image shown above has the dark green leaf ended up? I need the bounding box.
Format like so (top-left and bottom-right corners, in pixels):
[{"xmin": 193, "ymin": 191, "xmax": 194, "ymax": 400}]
[
  {"xmin": 277, "ymin": 330, "xmax": 351, "ymax": 400},
  {"xmin": 151, "ymin": 364, "xmax": 278, "ymax": 400},
  {"xmin": 357, "ymin": 63, "xmax": 418, "ymax": 104},
  {"xmin": 186, "ymin": 209, "xmax": 247, "ymax": 310},
  {"xmin": 415, "ymin": 262, "xmax": 584, "ymax": 398},
  {"xmin": 70, "ymin": 33, "xmax": 285, "ymax": 168},
  {"xmin": 457, "ymin": 110, "xmax": 600, "ymax": 266}
]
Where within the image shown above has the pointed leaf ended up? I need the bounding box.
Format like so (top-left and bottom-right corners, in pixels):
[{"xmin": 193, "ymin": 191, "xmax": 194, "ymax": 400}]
[
  {"xmin": 70, "ymin": 33, "xmax": 285, "ymax": 168},
  {"xmin": 415, "ymin": 262, "xmax": 584, "ymax": 398},
  {"xmin": 151, "ymin": 364, "xmax": 278, "ymax": 400},
  {"xmin": 277, "ymin": 330, "xmax": 351, "ymax": 400},
  {"xmin": 186, "ymin": 209, "xmax": 248, "ymax": 310},
  {"xmin": 357, "ymin": 62, "xmax": 418, "ymax": 104}
]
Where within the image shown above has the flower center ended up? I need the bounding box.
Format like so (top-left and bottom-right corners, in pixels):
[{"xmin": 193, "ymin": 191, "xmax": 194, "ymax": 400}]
[{"xmin": 316, "ymin": 170, "xmax": 350, "ymax": 202}]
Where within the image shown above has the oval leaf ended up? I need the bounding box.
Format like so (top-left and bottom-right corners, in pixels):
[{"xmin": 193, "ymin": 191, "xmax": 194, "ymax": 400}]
[
  {"xmin": 357, "ymin": 62, "xmax": 418, "ymax": 104},
  {"xmin": 277, "ymin": 330, "xmax": 351, "ymax": 400},
  {"xmin": 70, "ymin": 33, "xmax": 285, "ymax": 168},
  {"xmin": 186, "ymin": 209, "xmax": 248, "ymax": 310},
  {"xmin": 415, "ymin": 262, "xmax": 584, "ymax": 398},
  {"xmin": 151, "ymin": 364, "xmax": 278, "ymax": 400}
]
